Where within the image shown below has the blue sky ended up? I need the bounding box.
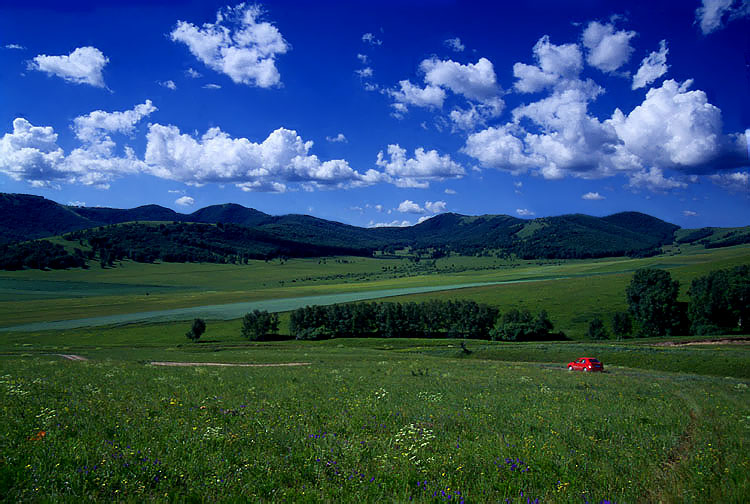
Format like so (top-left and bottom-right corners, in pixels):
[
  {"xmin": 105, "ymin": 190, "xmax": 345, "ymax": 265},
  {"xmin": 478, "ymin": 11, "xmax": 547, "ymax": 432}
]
[{"xmin": 0, "ymin": 0, "xmax": 748, "ymax": 228}]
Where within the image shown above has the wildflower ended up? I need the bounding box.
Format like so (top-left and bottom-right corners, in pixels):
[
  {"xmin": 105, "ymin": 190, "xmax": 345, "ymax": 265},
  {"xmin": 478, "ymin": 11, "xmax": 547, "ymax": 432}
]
[{"xmin": 29, "ymin": 430, "xmax": 46, "ymax": 441}]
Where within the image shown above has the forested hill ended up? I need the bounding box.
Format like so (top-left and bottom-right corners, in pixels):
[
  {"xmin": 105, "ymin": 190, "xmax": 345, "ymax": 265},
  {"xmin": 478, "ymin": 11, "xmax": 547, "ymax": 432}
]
[{"xmin": 0, "ymin": 192, "xmax": 707, "ymax": 270}]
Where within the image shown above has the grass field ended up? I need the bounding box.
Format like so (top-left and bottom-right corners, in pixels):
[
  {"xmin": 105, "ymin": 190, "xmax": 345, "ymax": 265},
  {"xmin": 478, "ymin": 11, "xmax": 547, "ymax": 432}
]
[
  {"xmin": 1, "ymin": 245, "xmax": 749, "ymax": 501},
  {"xmin": 1, "ymin": 338, "xmax": 748, "ymax": 502},
  {"xmin": 1, "ymin": 244, "xmax": 748, "ymax": 337}
]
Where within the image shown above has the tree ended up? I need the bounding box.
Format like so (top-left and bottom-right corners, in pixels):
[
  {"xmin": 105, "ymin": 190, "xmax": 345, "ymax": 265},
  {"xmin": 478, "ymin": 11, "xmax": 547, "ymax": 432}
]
[
  {"xmin": 688, "ymin": 265, "xmax": 750, "ymax": 334},
  {"xmin": 626, "ymin": 268, "xmax": 681, "ymax": 337},
  {"xmin": 186, "ymin": 318, "xmax": 206, "ymax": 341},
  {"xmin": 241, "ymin": 310, "xmax": 279, "ymax": 341},
  {"xmin": 612, "ymin": 311, "xmax": 632, "ymax": 340},
  {"xmin": 587, "ymin": 317, "xmax": 609, "ymax": 340}
]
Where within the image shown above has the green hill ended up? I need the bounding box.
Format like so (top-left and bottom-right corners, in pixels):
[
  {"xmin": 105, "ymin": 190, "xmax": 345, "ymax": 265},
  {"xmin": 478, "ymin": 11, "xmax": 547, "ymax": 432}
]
[{"xmin": 5, "ymin": 191, "xmax": 747, "ymax": 270}]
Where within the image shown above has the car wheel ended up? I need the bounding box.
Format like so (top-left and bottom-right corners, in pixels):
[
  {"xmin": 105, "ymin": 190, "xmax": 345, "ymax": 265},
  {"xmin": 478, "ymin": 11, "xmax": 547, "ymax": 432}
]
[
  {"xmin": 568, "ymin": 366, "xmax": 573, "ymax": 371},
  {"xmin": 583, "ymin": 367, "xmax": 588, "ymax": 372}
]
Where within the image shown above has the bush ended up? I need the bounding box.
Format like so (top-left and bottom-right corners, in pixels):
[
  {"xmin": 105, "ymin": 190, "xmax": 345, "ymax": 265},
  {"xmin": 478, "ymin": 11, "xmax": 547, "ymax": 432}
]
[{"xmin": 185, "ymin": 318, "xmax": 206, "ymax": 341}]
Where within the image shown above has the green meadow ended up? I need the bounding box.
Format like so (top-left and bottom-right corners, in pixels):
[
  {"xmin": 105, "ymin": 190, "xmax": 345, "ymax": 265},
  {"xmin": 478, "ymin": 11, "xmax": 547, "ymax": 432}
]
[
  {"xmin": 1, "ymin": 339, "xmax": 749, "ymax": 502},
  {"xmin": 1, "ymin": 244, "xmax": 748, "ymax": 337},
  {"xmin": 1, "ymin": 245, "xmax": 749, "ymax": 501}
]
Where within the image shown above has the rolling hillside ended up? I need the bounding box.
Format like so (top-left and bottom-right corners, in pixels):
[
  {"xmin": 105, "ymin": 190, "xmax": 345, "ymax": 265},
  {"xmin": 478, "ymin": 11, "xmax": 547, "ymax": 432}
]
[{"xmin": 3, "ymin": 191, "xmax": 739, "ymax": 270}]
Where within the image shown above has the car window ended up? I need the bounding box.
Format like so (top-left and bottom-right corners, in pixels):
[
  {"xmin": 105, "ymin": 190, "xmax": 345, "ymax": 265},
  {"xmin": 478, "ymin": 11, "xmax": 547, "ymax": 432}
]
[{"xmin": 590, "ymin": 359, "xmax": 600, "ymax": 363}]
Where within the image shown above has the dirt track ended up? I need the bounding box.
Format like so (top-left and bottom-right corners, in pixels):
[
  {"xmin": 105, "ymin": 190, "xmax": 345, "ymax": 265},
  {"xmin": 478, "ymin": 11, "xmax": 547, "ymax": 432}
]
[
  {"xmin": 149, "ymin": 361, "xmax": 311, "ymax": 367},
  {"xmin": 57, "ymin": 354, "xmax": 88, "ymax": 361},
  {"xmin": 654, "ymin": 337, "xmax": 750, "ymax": 346}
]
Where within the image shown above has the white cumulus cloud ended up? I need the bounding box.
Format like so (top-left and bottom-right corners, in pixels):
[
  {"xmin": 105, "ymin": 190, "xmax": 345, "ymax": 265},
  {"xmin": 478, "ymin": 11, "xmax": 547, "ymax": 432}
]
[
  {"xmin": 5, "ymin": 44, "xmax": 25, "ymax": 50},
  {"xmin": 516, "ymin": 208, "xmax": 535, "ymax": 217},
  {"xmin": 421, "ymin": 57, "xmax": 503, "ymax": 111},
  {"xmin": 175, "ymin": 195, "xmax": 195, "ymax": 206},
  {"xmin": 375, "ymin": 144, "xmax": 464, "ymax": 188},
  {"xmin": 145, "ymin": 124, "xmax": 383, "ymax": 192},
  {"xmin": 632, "ymin": 40, "xmax": 669, "ymax": 89},
  {"xmin": 73, "ymin": 100, "xmax": 157, "ymax": 143},
  {"xmin": 696, "ymin": 0, "xmax": 750, "ymax": 34},
  {"xmin": 465, "ymin": 32, "xmax": 746, "ymax": 193},
  {"xmin": 326, "ymin": 133, "xmax": 347, "ymax": 143},
  {"xmin": 388, "ymin": 80, "xmax": 446, "ymax": 113},
  {"xmin": 581, "ymin": 21, "xmax": 636, "ymax": 73},
  {"xmin": 682, "ymin": 210, "xmax": 698, "ymax": 217},
  {"xmin": 397, "ymin": 199, "xmax": 424, "ymax": 213},
  {"xmin": 160, "ymin": 80, "xmax": 177, "ymax": 90},
  {"xmin": 369, "ymin": 219, "xmax": 411, "ymax": 228},
  {"xmin": 513, "ymin": 35, "xmax": 583, "ymax": 93},
  {"xmin": 581, "ymin": 191, "xmax": 605, "ymax": 200},
  {"xmin": 710, "ymin": 171, "xmax": 749, "ymax": 192},
  {"xmin": 29, "ymin": 46, "xmax": 108, "ymax": 87},
  {"xmin": 170, "ymin": 4, "xmax": 289, "ymax": 88},
  {"xmin": 0, "ymin": 101, "xmax": 154, "ymax": 188},
  {"xmin": 424, "ymin": 200, "xmax": 447, "ymax": 213}
]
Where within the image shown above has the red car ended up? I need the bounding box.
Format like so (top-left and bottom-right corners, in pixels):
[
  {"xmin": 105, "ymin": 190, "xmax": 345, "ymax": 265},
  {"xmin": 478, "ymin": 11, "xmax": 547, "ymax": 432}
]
[{"xmin": 567, "ymin": 357, "xmax": 604, "ymax": 372}]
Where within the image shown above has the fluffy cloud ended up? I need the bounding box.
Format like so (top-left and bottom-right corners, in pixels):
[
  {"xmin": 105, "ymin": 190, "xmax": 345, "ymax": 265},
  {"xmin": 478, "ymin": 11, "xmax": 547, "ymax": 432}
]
[
  {"xmin": 186, "ymin": 68, "xmax": 202, "ymax": 78},
  {"xmin": 175, "ymin": 195, "xmax": 195, "ymax": 206},
  {"xmin": 609, "ymin": 79, "xmax": 731, "ymax": 171},
  {"xmin": 627, "ymin": 167, "xmax": 687, "ymax": 191},
  {"xmin": 396, "ymin": 199, "xmax": 447, "ymax": 214},
  {"xmin": 160, "ymin": 80, "xmax": 177, "ymax": 90},
  {"xmin": 73, "ymin": 100, "xmax": 157, "ymax": 143},
  {"xmin": 326, "ymin": 133, "xmax": 347, "ymax": 143},
  {"xmin": 421, "ymin": 57, "xmax": 502, "ymax": 110},
  {"xmin": 203, "ymin": 83, "xmax": 222, "ymax": 89},
  {"xmin": 0, "ymin": 102, "xmax": 155, "ymax": 188},
  {"xmin": 465, "ymin": 33, "xmax": 746, "ymax": 193},
  {"xmin": 0, "ymin": 118, "xmax": 65, "ymax": 186},
  {"xmin": 145, "ymin": 124, "xmax": 382, "ymax": 192},
  {"xmin": 710, "ymin": 171, "xmax": 749, "ymax": 192},
  {"xmin": 397, "ymin": 200, "xmax": 423, "ymax": 213},
  {"xmin": 388, "ymin": 80, "xmax": 446, "ymax": 113},
  {"xmin": 682, "ymin": 210, "xmax": 698, "ymax": 217},
  {"xmin": 28, "ymin": 46, "xmax": 108, "ymax": 87},
  {"xmin": 516, "ymin": 208, "xmax": 535, "ymax": 217},
  {"xmin": 581, "ymin": 21, "xmax": 636, "ymax": 73},
  {"xmin": 389, "ymin": 57, "xmax": 503, "ymax": 125},
  {"xmin": 375, "ymin": 144, "xmax": 464, "ymax": 188},
  {"xmin": 582, "ymin": 192, "xmax": 605, "ymax": 200},
  {"xmin": 632, "ymin": 40, "xmax": 669, "ymax": 89},
  {"xmin": 696, "ymin": 0, "xmax": 750, "ymax": 34},
  {"xmin": 170, "ymin": 4, "xmax": 289, "ymax": 88},
  {"xmin": 513, "ymin": 35, "xmax": 583, "ymax": 93},
  {"xmin": 369, "ymin": 219, "xmax": 411, "ymax": 228},
  {"xmin": 5, "ymin": 44, "xmax": 25, "ymax": 50},
  {"xmin": 424, "ymin": 200, "xmax": 447, "ymax": 213},
  {"xmin": 444, "ymin": 37, "xmax": 465, "ymax": 52}
]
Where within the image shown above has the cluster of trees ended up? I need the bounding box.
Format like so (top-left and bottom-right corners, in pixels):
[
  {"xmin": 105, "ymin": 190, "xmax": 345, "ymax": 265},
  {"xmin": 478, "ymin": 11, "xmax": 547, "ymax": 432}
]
[
  {"xmin": 590, "ymin": 265, "xmax": 749, "ymax": 339},
  {"xmin": 287, "ymin": 300, "xmax": 500, "ymax": 340},
  {"xmin": 0, "ymin": 241, "xmax": 87, "ymax": 270}
]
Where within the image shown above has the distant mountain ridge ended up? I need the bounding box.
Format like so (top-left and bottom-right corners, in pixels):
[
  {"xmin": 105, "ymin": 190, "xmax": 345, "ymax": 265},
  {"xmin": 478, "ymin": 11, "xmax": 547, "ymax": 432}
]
[{"xmin": 0, "ymin": 192, "xmax": 690, "ymax": 263}]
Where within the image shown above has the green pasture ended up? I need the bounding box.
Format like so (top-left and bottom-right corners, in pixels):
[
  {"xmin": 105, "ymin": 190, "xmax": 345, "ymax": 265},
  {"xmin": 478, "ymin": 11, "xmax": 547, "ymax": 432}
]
[
  {"xmin": 1, "ymin": 245, "xmax": 748, "ymax": 338},
  {"xmin": 1, "ymin": 340, "xmax": 748, "ymax": 502}
]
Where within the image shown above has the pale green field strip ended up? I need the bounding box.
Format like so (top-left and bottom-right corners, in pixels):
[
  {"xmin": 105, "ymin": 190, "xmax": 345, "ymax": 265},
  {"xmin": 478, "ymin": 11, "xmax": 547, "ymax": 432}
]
[{"xmin": 1, "ymin": 278, "xmax": 563, "ymax": 332}]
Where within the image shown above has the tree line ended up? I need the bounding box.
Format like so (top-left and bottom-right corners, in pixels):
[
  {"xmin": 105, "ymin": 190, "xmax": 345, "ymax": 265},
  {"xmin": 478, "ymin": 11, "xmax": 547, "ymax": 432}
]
[{"xmin": 238, "ymin": 300, "xmax": 564, "ymax": 342}]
